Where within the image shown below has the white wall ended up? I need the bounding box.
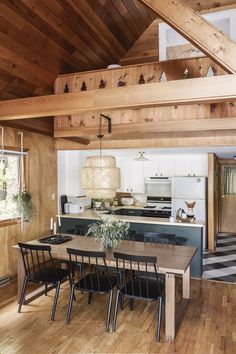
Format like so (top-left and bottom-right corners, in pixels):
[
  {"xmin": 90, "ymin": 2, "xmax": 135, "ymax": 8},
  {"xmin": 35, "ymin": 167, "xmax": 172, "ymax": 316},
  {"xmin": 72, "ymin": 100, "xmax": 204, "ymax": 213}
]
[{"xmin": 57, "ymin": 148, "xmax": 209, "ymax": 198}]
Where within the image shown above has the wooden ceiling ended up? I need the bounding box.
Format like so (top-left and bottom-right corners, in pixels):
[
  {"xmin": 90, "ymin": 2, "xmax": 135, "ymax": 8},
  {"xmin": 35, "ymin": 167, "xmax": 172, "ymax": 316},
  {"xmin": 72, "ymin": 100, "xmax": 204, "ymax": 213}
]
[
  {"xmin": 1, "ymin": 0, "xmax": 236, "ymax": 137},
  {"xmin": 0, "ymin": 0, "xmax": 156, "ymax": 101}
]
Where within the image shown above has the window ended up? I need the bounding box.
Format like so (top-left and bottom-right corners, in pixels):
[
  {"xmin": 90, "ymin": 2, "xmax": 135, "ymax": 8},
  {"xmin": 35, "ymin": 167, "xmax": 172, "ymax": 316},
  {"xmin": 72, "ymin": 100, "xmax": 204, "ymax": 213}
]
[
  {"xmin": 159, "ymin": 9, "xmax": 236, "ymax": 61},
  {"xmin": 224, "ymin": 167, "xmax": 236, "ymax": 195},
  {"xmin": 0, "ymin": 152, "xmax": 22, "ymax": 221}
]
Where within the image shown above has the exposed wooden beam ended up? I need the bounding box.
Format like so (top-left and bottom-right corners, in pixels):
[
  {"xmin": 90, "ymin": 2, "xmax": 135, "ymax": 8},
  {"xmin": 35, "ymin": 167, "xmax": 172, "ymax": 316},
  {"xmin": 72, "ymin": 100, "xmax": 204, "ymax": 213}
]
[
  {"xmin": 1, "ymin": 75, "xmax": 236, "ymax": 120},
  {"xmin": 61, "ymin": 137, "xmax": 90, "ymax": 145},
  {"xmin": 54, "ymin": 117, "xmax": 236, "ymax": 138},
  {"xmin": 2, "ymin": 118, "xmax": 53, "ymax": 136},
  {"xmin": 141, "ymin": 0, "xmax": 236, "ymax": 73}
]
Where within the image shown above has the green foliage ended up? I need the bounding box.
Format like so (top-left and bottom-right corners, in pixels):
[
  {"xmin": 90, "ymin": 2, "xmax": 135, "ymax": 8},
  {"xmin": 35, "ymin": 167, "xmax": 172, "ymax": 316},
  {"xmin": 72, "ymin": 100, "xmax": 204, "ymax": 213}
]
[
  {"xmin": 13, "ymin": 191, "xmax": 36, "ymax": 224},
  {"xmin": 86, "ymin": 217, "xmax": 130, "ymax": 249}
]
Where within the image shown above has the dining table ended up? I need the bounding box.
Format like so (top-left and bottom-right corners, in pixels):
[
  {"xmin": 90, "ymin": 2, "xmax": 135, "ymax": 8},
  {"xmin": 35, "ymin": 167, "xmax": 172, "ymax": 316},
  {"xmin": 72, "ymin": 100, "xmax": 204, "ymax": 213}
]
[{"xmin": 14, "ymin": 235, "xmax": 197, "ymax": 341}]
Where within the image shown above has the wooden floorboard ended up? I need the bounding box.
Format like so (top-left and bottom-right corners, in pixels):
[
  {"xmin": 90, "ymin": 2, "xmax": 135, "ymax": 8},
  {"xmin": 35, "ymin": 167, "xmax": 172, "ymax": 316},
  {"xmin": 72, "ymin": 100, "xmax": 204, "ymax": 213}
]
[{"xmin": 0, "ymin": 279, "xmax": 235, "ymax": 353}]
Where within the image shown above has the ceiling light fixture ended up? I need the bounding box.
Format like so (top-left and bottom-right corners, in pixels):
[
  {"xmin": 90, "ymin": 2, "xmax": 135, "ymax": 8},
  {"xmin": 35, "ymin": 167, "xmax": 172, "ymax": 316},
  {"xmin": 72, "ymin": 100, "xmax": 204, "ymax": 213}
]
[
  {"xmin": 134, "ymin": 152, "xmax": 149, "ymax": 162},
  {"xmin": 81, "ymin": 114, "xmax": 120, "ymax": 199}
]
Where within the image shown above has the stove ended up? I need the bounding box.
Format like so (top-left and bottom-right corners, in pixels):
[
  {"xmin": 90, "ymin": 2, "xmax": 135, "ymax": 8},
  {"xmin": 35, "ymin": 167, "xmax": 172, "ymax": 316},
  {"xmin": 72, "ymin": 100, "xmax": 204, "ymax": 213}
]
[{"xmin": 141, "ymin": 196, "xmax": 172, "ymax": 218}]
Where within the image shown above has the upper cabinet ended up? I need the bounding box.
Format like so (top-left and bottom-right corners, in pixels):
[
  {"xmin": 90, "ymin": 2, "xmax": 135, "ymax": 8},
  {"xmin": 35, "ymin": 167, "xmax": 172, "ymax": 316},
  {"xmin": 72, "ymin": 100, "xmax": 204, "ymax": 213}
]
[
  {"xmin": 116, "ymin": 156, "xmax": 145, "ymax": 194},
  {"xmin": 174, "ymin": 155, "xmax": 208, "ymax": 177},
  {"xmin": 144, "ymin": 156, "xmax": 175, "ymax": 177}
]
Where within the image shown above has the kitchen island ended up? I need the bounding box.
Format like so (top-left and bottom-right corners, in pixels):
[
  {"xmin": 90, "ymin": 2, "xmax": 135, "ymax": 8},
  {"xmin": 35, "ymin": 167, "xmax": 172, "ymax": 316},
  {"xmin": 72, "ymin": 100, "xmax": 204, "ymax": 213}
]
[{"xmin": 59, "ymin": 209, "xmax": 204, "ymax": 278}]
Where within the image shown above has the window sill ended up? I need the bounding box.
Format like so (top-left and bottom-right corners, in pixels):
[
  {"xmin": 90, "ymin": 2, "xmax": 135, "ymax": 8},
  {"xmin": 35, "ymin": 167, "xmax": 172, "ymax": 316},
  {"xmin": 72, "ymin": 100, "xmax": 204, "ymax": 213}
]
[{"xmin": 0, "ymin": 218, "xmax": 21, "ymax": 228}]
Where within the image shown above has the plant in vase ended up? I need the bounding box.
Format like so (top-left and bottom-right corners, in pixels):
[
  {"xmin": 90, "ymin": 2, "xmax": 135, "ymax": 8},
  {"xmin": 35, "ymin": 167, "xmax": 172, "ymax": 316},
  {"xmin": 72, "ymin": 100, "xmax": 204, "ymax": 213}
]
[
  {"xmin": 0, "ymin": 177, "xmax": 7, "ymax": 201},
  {"xmin": 13, "ymin": 190, "xmax": 36, "ymax": 226},
  {"xmin": 86, "ymin": 217, "xmax": 130, "ymax": 249}
]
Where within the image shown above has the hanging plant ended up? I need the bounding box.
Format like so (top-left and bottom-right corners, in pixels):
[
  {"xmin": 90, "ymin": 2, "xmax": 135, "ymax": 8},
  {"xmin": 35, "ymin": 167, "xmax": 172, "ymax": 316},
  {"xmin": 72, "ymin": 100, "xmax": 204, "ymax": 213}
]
[{"xmin": 13, "ymin": 191, "xmax": 36, "ymax": 225}]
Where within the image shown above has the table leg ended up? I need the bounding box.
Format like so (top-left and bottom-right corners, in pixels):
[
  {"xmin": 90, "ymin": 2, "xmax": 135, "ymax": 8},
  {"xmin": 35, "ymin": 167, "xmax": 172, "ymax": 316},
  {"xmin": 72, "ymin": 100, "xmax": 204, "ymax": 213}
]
[
  {"xmin": 165, "ymin": 273, "xmax": 176, "ymax": 340},
  {"xmin": 17, "ymin": 251, "xmax": 25, "ymax": 304},
  {"xmin": 183, "ymin": 266, "xmax": 190, "ymax": 299}
]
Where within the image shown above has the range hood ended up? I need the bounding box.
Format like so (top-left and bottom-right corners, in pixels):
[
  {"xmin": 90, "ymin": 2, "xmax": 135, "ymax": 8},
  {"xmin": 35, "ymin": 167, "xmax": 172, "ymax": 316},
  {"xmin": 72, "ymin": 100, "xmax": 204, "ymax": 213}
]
[{"xmin": 145, "ymin": 177, "xmax": 171, "ymax": 184}]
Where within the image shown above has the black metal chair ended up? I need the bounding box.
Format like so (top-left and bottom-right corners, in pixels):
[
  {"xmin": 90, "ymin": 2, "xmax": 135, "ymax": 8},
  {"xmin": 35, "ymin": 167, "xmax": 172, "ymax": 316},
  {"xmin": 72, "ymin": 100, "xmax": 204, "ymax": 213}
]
[
  {"xmin": 112, "ymin": 252, "xmax": 164, "ymax": 342},
  {"xmin": 144, "ymin": 232, "xmax": 176, "ymax": 244},
  {"xmin": 18, "ymin": 242, "xmax": 71, "ymax": 320},
  {"xmin": 66, "ymin": 248, "xmax": 117, "ymax": 332},
  {"xmin": 75, "ymin": 224, "xmax": 87, "ymax": 236}
]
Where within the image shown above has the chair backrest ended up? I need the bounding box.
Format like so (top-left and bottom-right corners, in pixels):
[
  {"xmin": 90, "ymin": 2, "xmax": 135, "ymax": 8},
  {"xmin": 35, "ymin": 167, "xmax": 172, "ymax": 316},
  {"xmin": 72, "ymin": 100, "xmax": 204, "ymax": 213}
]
[
  {"xmin": 144, "ymin": 232, "xmax": 176, "ymax": 245},
  {"xmin": 66, "ymin": 248, "xmax": 111, "ymax": 291},
  {"xmin": 75, "ymin": 224, "xmax": 87, "ymax": 236},
  {"xmin": 18, "ymin": 242, "xmax": 55, "ymax": 281},
  {"xmin": 113, "ymin": 251, "xmax": 161, "ymax": 298},
  {"xmin": 124, "ymin": 229, "xmax": 136, "ymax": 241}
]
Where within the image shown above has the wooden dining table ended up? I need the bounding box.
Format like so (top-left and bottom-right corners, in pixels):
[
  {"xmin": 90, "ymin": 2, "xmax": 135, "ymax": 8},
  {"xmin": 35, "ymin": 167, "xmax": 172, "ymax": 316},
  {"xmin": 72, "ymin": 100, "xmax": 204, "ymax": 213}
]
[{"xmin": 14, "ymin": 235, "xmax": 197, "ymax": 341}]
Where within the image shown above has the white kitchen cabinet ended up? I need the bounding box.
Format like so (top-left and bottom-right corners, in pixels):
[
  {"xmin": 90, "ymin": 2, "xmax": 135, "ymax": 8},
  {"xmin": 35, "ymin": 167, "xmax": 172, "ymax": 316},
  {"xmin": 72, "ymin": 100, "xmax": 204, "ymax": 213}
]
[
  {"xmin": 158, "ymin": 156, "xmax": 175, "ymax": 177},
  {"xmin": 174, "ymin": 156, "xmax": 192, "ymax": 176},
  {"xmin": 190, "ymin": 155, "xmax": 208, "ymax": 176},
  {"xmin": 116, "ymin": 156, "xmax": 130, "ymax": 192},
  {"xmin": 144, "ymin": 156, "xmax": 174, "ymax": 177},
  {"xmin": 116, "ymin": 156, "xmax": 145, "ymax": 193},
  {"xmin": 129, "ymin": 160, "xmax": 145, "ymax": 193},
  {"xmin": 174, "ymin": 155, "xmax": 208, "ymax": 177},
  {"xmin": 143, "ymin": 157, "xmax": 159, "ymax": 177}
]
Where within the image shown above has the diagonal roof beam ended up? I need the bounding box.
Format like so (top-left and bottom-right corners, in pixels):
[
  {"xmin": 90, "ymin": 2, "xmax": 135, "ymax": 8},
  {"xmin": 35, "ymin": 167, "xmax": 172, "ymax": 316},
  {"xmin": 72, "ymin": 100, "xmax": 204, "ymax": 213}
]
[{"xmin": 141, "ymin": 0, "xmax": 236, "ymax": 74}]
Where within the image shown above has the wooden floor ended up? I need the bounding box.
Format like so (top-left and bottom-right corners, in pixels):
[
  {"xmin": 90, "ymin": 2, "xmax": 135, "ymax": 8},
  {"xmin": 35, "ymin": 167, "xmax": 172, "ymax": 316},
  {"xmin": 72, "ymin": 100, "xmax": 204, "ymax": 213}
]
[{"xmin": 0, "ymin": 279, "xmax": 235, "ymax": 354}]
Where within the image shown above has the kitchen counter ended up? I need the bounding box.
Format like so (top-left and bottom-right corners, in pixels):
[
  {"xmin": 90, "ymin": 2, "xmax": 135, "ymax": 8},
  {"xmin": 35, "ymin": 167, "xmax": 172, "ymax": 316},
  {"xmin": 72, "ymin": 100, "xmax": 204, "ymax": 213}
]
[{"xmin": 59, "ymin": 209, "xmax": 205, "ymax": 228}]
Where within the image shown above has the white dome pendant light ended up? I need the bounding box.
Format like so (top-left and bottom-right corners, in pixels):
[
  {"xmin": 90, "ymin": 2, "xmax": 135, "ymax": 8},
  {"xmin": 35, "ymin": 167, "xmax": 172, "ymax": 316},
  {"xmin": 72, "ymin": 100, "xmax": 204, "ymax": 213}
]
[{"xmin": 81, "ymin": 114, "xmax": 120, "ymax": 199}]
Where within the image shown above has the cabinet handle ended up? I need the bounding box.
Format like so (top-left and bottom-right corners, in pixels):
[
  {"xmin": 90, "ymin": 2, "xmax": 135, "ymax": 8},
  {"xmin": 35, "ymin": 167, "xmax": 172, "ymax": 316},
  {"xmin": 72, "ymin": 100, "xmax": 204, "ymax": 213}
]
[{"xmin": 131, "ymin": 188, "xmax": 133, "ymax": 192}]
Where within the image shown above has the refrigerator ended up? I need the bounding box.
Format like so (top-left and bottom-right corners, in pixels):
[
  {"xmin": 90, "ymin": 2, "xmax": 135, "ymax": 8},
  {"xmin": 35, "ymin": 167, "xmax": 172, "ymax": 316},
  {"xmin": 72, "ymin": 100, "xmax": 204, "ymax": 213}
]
[{"xmin": 171, "ymin": 176, "xmax": 207, "ymax": 249}]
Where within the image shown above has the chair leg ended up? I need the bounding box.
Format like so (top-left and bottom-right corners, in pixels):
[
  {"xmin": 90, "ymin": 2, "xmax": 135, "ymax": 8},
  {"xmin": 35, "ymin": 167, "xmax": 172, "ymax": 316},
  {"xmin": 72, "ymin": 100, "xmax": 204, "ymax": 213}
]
[
  {"xmin": 112, "ymin": 290, "xmax": 120, "ymax": 332},
  {"xmin": 119, "ymin": 292, "xmax": 124, "ymax": 310},
  {"xmin": 18, "ymin": 276, "xmax": 28, "ymax": 313},
  {"xmin": 129, "ymin": 298, "xmax": 134, "ymax": 311},
  {"xmin": 45, "ymin": 284, "xmax": 48, "ymax": 296},
  {"xmin": 88, "ymin": 292, "xmax": 93, "ymax": 304},
  {"xmin": 66, "ymin": 284, "xmax": 75, "ymax": 324},
  {"xmin": 156, "ymin": 297, "xmax": 163, "ymax": 342},
  {"xmin": 69, "ymin": 275, "xmax": 76, "ymax": 301},
  {"xmin": 51, "ymin": 281, "xmax": 60, "ymax": 321},
  {"xmin": 106, "ymin": 289, "xmax": 113, "ymax": 332}
]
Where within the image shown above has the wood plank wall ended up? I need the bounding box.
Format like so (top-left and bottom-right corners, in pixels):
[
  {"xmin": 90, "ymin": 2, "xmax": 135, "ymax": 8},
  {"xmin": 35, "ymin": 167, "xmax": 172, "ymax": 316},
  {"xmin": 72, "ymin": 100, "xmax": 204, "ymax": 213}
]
[
  {"xmin": 54, "ymin": 57, "xmax": 236, "ymax": 150},
  {"xmin": 0, "ymin": 127, "xmax": 57, "ymax": 278}
]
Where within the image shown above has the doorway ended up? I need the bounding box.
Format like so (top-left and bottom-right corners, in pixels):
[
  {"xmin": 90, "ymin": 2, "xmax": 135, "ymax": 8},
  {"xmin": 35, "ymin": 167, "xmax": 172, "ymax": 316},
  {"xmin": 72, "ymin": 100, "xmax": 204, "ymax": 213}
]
[{"xmin": 219, "ymin": 162, "xmax": 236, "ymax": 234}]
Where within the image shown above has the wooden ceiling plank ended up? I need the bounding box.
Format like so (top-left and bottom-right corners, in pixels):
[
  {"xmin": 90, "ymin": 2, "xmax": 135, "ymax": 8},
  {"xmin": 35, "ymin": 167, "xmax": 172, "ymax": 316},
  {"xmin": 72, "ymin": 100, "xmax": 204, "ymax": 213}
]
[
  {"xmin": 86, "ymin": 0, "xmax": 132, "ymax": 50},
  {"xmin": 141, "ymin": 0, "xmax": 236, "ymax": 73},
  {"xmin": 55, "ymin": 0, "xmax": 109, "ymax": 66},
  {"xmin": 21, "ymin": 0, "xmax": 92, "ymax": 70},
  {"xmin": 0, "ymin": 75, "xmax": 236, "ymax": 120},
  {"xmin": 69, "ymin": 0, "xmax": 126, "ymax": 57},
  {"xmin": 2, "ymin": 119, "xmax": 53, "ymax": 136},
  {"xmin": 117, "ymin": 0, "xmax": 147, "ymax": 35},
  {"xmin": 0, "ymin": 44, "xmax": 55, "ymax": 86},
  {"xmin": 54, "ymin": 117, "xmax": 236, "ymax": 138}
]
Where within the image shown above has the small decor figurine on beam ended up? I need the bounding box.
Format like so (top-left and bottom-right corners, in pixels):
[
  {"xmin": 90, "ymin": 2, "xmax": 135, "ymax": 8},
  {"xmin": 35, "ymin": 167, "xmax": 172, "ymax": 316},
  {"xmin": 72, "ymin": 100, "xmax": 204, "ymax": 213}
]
[
  {"xmin": 138, "ymin": 74, "xmax": 145, "ymax": 84},
  {"xmin": 118, "ymin": 73, "xmax": 127, "ymax": 87},
  {"xmin": 80, "ymin": 81, "xmax": 87, "ymax": 91},
  {"xmin": 99, "ymin": 79, "xmax": 106, "ymax": 89}
]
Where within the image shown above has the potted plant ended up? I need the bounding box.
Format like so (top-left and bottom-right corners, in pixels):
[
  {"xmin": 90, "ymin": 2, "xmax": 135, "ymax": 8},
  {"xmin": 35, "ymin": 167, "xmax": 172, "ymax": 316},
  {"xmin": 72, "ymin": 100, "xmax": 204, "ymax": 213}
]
[
  {"xmin": 0, "ymin": 177, "xmax": 7, "ymax": 201},
  {"xmin": 13, "ymin": 190, "xmax": 36, "ymax": 225},
  {"xmin": 86, "ymin": 217, "xmax": 130, "ymax": 249}
]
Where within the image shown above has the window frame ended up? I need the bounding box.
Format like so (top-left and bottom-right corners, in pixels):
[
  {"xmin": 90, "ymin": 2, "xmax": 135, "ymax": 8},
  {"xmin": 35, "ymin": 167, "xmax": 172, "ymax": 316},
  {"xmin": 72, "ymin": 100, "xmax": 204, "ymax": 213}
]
[{"xmin": 0, "ymin": 146, "xmax": 29, "ymax": 227}]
